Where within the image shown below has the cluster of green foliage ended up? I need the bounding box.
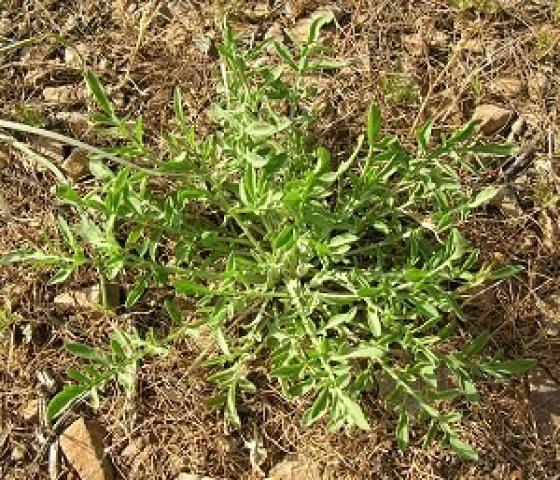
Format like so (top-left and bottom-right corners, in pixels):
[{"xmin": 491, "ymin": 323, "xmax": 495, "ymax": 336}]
[{"xmin": 1, "ymin": 16, "xmax": 534, "ymax": 460}]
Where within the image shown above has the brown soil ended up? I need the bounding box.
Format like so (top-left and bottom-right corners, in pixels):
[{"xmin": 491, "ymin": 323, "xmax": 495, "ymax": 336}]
[{"xmin": 1, "ymin": 1, "xmax": 559, "ymax": 479}]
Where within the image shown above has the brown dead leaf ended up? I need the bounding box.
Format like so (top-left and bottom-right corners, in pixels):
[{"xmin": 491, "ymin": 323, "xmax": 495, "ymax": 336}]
[{"xmin": 60, "ymin": 418, "xmax": 114, "ymax": 480}]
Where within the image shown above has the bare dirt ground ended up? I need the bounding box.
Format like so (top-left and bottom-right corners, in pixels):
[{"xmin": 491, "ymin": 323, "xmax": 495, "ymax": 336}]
[{"xmin": 1, "ymin": 1, "xmax": 559, "ymax": 479}]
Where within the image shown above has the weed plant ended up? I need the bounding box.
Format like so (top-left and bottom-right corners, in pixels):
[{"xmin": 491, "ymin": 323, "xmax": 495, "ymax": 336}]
[{"xmin": 0, "ymin": 16, "xmax": 534, "ymax": 459}]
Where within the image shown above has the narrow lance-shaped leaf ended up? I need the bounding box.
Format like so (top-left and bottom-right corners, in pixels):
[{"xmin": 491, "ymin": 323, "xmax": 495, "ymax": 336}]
[
  {"xmin": 47, "ymin": 385, "xmax": 88, "ymax": 420},
  {"xmin": 367, "ymin": 104, "xmax": 382, "ymax": 148},
  {"xmin": 339, "ymin": 393, "xmax": 370, "ymax": 430},
  {"xmin": 449, "ymin": 435, "xmax": 478, "ymax": 461},
  {"xmin": 302, "ymin": 387, "xmax": 330, "ymax": 427},
  {"xmin": 85, "ymin": 70, "xmax": 114, "ymax": 118},
  {"xmin": 396, "ymin": 409, "xmax": 409, "ymax": 449}
]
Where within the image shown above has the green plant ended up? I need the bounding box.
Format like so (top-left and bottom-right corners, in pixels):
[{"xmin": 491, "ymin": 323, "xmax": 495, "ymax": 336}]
[
  {"xmin": 379, "ymin": 73, "xmax": 419, "ymax": 106},
  {"xmin": 0, "ymin": 17, "xmax": 534, "ymax": 459}
]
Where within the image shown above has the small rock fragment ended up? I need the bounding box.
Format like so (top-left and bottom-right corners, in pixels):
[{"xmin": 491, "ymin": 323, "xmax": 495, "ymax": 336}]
[
  {"xmin": 176, "ymin": 475, "xmax": 221, "ymax": 480},
  {"xmin": 528, "ymin": 72, "xmax": 548, "ymax": 101},
  {"xmin": 20, "ymin": 399, "xmax": 39, "ymax": 421},
  {"xmin": 245, "ymin": 2, "xmax": 270, "ymax": 21},
  {"xmin": 121, "ymin": 435, "xmax": 148, "ymax": 458},
  {"xmin": 460, "ymin": 38, "xmax": 484, "ymax": 53},
  {"xmin": 64, "ymin": 48, "xmax": 82, "ymax": 68},
  {"xmin": 0, "ymin": 18, "xmax": 11, "ymax": 36},
  {"xmin": 11, "ymin": 443, "xmax": 27, "ymax": 462},
  {"xmin": 267, "ymin": 454, "xmax": 322, "ymax": 480},
  {"xmin": 265, "ymin": 23, "xmax": 284, "ymax": 44},
  {"xmin": 43, "ymin": 85, "xmax": 85, "ymax": 105},
  {"xmin": 0, "ymin": 146, "xmax": 9, "ymax": 170},
  {"xmin": 540, "ymin": 210, "xmax": 559, "ymax": 252},
  {"xmin": 54, "ymin": 284, "xmax": 121, "ymax": 309},
  {"xmin": 0, "ymin": 192, "xmax": 12, "ymax": 221},
  {"xmin": 62, "ymin": 149, "xmax": 89, "ymax": 181},
  {"xmin": 529, "ymin": 369, "xmax": 560, "ymax": 440},
  {"xmin": 54, "ymin": 289, "xmax": 96, "ymax": 308},
  {"xmin": 402, "ymin": 33, "xmax": 427, "ymax": 57},
  {"xmin": 537, "ymin": 292, "xmax": 560, "ymax": 336},
  {"xmin": 491, "ymin": 76, "xmax": 523, "ymax": 98},
  {"xmin": 60, "ymin": 418, "xmax": 113, "ymax": 480},
  {"xmin": 472, "ymin": 104, "xmax": 514, "ymax": 135},
  {"xmin": 493, "ymin": 187, "xmax": 523, "ymax": 217}
]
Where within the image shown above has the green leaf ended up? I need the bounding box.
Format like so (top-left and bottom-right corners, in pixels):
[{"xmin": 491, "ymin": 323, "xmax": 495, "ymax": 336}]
[
  {"xmin": 481, "ymin": 358, "xmax": 536, "ymax": 377},
  {"xmin": 470, "ymin": 187, "xmax": 499, "ymax": 208},
  {"xmin": 48, "ymin": 266, "xmax": 74, "ymax": 285},
  {"xmin": 416, "ymin": 120, "xmax": 433, "ymax": 153},
  {"xmin": 47, "ymin": 385, "xmax": 87, "ymax": 420},
  {"xmin": 308, "ymin": 59, "xmax": 345, "ymax": 70},
  {"xmin": 335, "ymin": 344, "xmax": 384, "ymax": 360},
  {"xmin": 173, "ymin": 87, "xmax": 188, "ymax": 132},
  {"xmin": 110, "ymin": 337, "xmax": 126, "ymax": 360},
  {"xmin": 66, "ymin": 369, "xmax": 90, "ymax": 383},
  {"xmin": 227, "ymin": 382, "xmax": 240, "ymax": 426},
  {"xmin": 449, "ymin": 435, "xmax": 478, "ymax": 461},
  {"xmin": 396, "ymin": 409, "xmax": 409, "ymax": 449},
  {"xmin": 173, "ymin": 279, "xmax": 213, "ymax": 296},
  {"xmin": 340, "ymin": 393, "xmax": 370, "ymax": 430},
  {"xmin": 367, "ymin": 105, "xmax": 382, "ymax": 147},
  {"xmin": 65, "ymin": 342, "xmax": 105, "ymax": 362},
  {"xmin": 164, "ymin": 300, "xmax": 183, "ymax": 326},
  {"xmin": 245, "ymin": 121, "xmax": 277, "ymax": 139},
  {"xmin": 125, "ymin": 277, "xmax": 148, "ymax": 308},
  {"xmin": 462, "ymin": 330, "xmax": 490, "ymax": 359},
  {"xmin": 85, "ymin": 70, "xmax": 113, "ymax": 117},
  {"xmin": 274, "ymin": 225, "xmax": 295, "ymax": 249},
  {"xmin": 216, "ymin": 327, "xmax": 230, "ymax": 356},
  {"xmin": 246, "ymin": 151, "xmax": 268, "ymax": 168},
  {"xmin": 321, "ymin": 307, "xmax": 357, "ymax": 332},
  {"xmin": 89, "ymin": 159, "xmax": 113, "ymax": 180},
  {"xmin": 274, "ymin": 41, "xmax": 298, "ymax": 70},
  {"xmin": 302, "ymin": 387, "xmax": 330, "ymax": 427},
  {"xmin": 0, "ymin": 250, "xmax": 62, "ymax": 266},
  {"xmin": 329, "ymin": 233, "xmax": 359, "ymax": 248},
  {"xmin": 57, "ymin": 216, "xmax": 75, "ymax": 249},
  {"xmin": 272, "ymin": 364, "xmax": 303, "ymax": 378},
  {"xmin": 490, "ymin": 264, "xmax": 523, "ymax": 280},
  {"xmin": 307, "ymin": 10, "xmax": 335, "ymax": 44},
  {"xmin": 467, "ymin": 142, "xmax": 515, "ymax": 157}
]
